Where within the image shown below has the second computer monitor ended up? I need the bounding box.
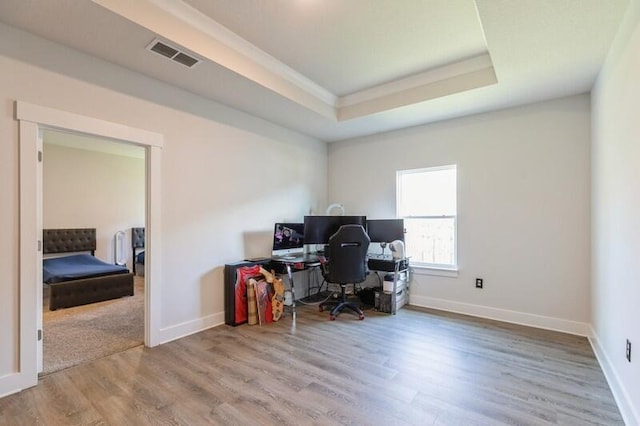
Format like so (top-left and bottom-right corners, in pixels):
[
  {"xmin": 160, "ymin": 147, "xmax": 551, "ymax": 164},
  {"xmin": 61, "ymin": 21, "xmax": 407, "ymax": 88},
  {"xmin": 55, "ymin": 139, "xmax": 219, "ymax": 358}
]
[
  {"xmin": 366, "ymin": 219, "xmax": 405, "ymax": 243},
  {"xmin": 304, "ymin": 215, "xmax": 367, "ymax": 245}
]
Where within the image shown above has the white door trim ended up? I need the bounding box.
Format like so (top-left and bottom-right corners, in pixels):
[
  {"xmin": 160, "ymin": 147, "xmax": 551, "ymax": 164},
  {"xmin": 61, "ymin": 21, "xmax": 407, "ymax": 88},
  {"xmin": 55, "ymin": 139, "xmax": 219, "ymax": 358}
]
[{"xmin": 14, "ymin": 100, "xmax": 163, "ymax": 394}]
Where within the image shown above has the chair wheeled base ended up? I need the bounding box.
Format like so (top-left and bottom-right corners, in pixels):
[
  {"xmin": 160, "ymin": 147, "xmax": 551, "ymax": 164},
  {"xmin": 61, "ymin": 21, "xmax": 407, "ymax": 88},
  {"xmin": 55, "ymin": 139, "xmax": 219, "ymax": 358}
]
[{"xmin": 319, "ymin": 284, "xmax": 364, "ymax": 320}]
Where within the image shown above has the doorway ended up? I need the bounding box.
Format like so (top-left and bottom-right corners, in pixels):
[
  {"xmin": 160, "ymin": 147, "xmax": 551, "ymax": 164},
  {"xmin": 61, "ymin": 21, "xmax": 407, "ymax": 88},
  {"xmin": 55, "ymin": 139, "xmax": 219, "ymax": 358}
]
[
  {"xmin": 17, "ymin": 101, "xmax": 163, "ymax": 389},
  {"xmin": 40, "ymin": 130, "xmax": 146, "ymax": 375}
]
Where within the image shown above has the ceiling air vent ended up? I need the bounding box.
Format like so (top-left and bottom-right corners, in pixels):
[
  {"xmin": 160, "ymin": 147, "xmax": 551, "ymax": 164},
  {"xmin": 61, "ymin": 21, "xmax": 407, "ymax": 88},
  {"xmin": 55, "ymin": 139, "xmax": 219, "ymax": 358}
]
[{"xmin": 146, "ymin": 39, "xmax": 201, "ymax": 68}]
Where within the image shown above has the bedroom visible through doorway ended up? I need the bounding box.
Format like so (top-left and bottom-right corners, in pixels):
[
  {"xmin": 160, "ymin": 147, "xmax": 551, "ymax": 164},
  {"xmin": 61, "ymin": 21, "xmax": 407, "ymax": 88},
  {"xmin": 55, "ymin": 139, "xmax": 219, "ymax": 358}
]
[
  {"xmin": 18, "ymin": 100, "xmax": 163, "ymax": 392},
  {"xmin": 40, "ymin": 130, "xmax": 145, "ymax": 375}
]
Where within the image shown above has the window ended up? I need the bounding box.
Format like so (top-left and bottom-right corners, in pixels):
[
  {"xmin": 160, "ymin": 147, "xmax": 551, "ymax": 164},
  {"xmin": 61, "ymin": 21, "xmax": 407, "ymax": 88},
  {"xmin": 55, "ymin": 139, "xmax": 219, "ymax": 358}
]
[{"xmin": 397, "ymin": 165, "xmax": 457, "ymax": 269}]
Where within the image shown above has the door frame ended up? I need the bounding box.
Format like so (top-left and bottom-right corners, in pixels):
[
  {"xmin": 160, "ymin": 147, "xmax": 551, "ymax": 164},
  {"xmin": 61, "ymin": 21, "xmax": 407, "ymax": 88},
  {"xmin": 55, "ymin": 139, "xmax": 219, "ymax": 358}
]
[{"xmin": 16, "ymin": 101, "xmax": 163, "ymax": 390}]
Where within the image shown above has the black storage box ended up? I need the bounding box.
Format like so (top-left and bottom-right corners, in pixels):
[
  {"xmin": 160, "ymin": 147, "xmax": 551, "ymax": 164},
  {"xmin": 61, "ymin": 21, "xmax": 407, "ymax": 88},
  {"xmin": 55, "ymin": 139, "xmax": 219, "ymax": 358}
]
[{"xmin": 224, "ymin": 259, "xmax": 271, "ymax": 326}]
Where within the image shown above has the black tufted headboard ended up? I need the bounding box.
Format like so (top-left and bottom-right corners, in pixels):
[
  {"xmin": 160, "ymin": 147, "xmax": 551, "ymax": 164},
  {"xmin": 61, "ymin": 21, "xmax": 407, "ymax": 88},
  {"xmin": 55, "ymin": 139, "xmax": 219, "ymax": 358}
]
[
  {"xmin": 132, "ymin": 227, "xmax": 145, "ymax": 249},
  {"xmin": 43, "ymin": 228, "xmax": 96, "ymax": 255},
  {"xmin": 131, "ymin": 227, "xmax": 145, "ymax": 275}
]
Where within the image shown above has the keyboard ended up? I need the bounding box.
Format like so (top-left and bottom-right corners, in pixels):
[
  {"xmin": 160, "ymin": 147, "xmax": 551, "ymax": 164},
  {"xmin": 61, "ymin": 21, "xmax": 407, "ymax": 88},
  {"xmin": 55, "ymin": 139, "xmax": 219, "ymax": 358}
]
[{"xmin": 271, "ymin": 253, "xmax": 321, "ymax": 263}]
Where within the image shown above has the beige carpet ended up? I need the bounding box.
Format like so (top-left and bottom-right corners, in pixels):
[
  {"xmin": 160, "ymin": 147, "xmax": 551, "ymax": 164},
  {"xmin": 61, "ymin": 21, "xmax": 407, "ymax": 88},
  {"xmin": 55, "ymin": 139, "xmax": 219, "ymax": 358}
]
[{"xmin": 42, "ymin": 276, "xmax": 144, "ymax": 376}]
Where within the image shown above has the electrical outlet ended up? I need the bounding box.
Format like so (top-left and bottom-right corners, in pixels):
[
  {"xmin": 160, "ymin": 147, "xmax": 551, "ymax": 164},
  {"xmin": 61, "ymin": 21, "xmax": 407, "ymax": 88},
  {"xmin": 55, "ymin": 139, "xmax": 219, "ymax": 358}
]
[
  {"xmin": 475, "ymin": 278, "xmax": 483, "ymax": 289},
  {"xmin": 626, "ymin": 339, "xmax": 631, "ymax": 362}
]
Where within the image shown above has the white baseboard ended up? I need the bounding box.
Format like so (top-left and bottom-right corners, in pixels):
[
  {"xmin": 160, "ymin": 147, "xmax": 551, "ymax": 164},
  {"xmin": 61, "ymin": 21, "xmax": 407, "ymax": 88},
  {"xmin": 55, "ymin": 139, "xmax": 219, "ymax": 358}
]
[
  {"xmin": 158, "ymin": 312, "xmax": 225, "ymax": 345},
  {"xmin": 0, "ymin": 372, "xmax": 30, "ymax": 399},
  {"xmin": 589, "ymin": 329, "xmax": 639, "ymax": 426},
  {"xmin": 410, "ymin": 295, "xmax": 591, "ymax": 336}
]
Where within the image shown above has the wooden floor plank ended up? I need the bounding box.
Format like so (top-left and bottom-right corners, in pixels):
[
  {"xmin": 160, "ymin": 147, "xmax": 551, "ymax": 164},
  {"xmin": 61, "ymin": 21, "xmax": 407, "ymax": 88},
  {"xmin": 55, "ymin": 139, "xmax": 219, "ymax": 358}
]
[{"xmin": 1, "ymin": 305, "xmax": 624, "ymax": 425}]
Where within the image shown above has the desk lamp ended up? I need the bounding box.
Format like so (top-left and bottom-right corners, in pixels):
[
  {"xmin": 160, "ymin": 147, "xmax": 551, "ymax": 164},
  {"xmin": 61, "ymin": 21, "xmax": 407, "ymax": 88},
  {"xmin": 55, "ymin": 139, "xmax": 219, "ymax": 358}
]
[
  {"xmin": 325, "ymin": 203, "xmax": 344, "ymax": 216},
  {"xmin": 389, "ymin": 240, "xmax": 405, "ymax": 259}
]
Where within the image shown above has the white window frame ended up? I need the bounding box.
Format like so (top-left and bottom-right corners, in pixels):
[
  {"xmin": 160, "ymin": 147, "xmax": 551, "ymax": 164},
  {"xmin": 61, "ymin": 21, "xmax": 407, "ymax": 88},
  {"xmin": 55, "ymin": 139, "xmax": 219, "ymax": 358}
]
[{"xmin": 397, "ymin": 165, "xmax": 458, "ymax": 275}]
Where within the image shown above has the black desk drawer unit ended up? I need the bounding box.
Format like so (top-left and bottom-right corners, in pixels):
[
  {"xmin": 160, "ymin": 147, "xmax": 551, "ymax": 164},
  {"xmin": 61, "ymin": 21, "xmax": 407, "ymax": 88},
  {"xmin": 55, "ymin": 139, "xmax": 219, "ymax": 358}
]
[{"xmin": 224, "ymin": 259, "xmax": 271, "ymax": 326}]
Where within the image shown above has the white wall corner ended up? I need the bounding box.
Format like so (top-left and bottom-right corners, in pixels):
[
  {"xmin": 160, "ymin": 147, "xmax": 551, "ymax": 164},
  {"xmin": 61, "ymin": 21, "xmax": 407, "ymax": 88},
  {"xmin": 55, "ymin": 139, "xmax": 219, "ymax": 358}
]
[{"xmin": 589, "ymin": 329, "xmax": 640, "ymax": 426}]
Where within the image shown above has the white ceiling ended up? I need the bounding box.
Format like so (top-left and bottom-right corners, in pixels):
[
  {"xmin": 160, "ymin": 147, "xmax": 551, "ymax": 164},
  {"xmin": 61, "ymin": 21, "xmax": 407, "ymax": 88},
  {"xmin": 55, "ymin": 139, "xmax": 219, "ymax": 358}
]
[
  {"xmin": 0, "ymin": 0, "xmax": 629, "ymax": 142},
  {"xmin": 183, "ymin": 0, "xmax": 489, "ymax": 96}
]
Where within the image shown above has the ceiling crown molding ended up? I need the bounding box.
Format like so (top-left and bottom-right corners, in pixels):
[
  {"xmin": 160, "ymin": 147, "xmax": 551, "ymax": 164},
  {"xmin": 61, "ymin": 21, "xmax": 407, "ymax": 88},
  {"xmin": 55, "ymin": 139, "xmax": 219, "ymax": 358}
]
[
  {"xmin": 337, "ymin": 53, "xmax": 497, "ymax": 120},
  {"xmin": 92, "ymin": 0, "xmax": 497, "ymax": 122}
]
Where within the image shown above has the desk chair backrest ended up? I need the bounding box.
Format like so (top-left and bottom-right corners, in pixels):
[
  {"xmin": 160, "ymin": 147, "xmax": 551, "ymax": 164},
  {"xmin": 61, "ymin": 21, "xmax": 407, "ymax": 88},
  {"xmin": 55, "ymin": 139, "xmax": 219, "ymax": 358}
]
[{"xmin": 326, "ymin": 224, "xmax": 370, "ymax": 284}]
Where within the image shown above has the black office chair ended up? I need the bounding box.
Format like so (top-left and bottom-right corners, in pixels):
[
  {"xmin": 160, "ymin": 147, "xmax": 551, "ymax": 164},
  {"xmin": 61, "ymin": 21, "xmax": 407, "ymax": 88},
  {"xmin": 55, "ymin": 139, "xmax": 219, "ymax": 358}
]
[{"xmin": 319, "ymin": 224, "xmax": 370, "ymax": 320}]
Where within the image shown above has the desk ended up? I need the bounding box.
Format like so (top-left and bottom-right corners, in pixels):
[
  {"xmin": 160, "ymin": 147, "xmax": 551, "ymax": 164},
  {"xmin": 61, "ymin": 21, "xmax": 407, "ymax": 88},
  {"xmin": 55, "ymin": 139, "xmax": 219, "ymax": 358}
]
[
  {"xmin": 224, "ymin": 255, "xmax": 407, "ymax": 325},
  {"xmin": 275, "ymin": 255, "xmax": 409, "ymax": 318}
]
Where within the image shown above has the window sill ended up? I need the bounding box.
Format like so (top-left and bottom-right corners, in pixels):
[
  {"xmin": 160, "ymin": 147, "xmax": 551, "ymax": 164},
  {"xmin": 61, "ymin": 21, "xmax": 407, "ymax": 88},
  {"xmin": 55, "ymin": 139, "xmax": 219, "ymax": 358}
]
[{"xmin": 411, "ymin": 266, "xmax": 459, "ymax": 278}]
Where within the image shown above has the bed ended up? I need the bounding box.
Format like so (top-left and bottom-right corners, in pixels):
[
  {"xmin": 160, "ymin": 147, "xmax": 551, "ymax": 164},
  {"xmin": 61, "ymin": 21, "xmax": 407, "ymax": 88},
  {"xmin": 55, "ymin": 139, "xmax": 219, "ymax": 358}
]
[
  {"xmin": 132, "ymin": 227, "xmax": 145, "ymax": 275},
  {"xmin": 43, "ymin": 228, "xmax": 134, "ymax": 311}
]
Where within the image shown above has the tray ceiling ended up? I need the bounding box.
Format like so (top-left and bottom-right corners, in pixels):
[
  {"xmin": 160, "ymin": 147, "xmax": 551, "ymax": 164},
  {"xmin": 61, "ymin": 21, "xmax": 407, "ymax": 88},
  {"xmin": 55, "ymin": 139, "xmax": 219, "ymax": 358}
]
[{"xmin": 0, "ymin": 0, "xmax": 629, "ymax": 141}]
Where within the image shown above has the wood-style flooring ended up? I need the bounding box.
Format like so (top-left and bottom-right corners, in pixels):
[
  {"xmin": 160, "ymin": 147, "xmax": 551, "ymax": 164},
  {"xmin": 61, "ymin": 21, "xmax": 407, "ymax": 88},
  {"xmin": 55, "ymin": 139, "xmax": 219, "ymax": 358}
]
[{"xmin": 0, "ymin": 304, "xmax": 624, "ymax": 425}]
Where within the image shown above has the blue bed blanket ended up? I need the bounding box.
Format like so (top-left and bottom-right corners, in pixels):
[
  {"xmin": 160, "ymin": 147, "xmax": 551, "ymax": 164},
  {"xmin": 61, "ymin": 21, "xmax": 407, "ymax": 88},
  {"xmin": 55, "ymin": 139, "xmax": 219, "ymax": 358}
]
[{"xmin": 43, "ymin": 254, "xmax": 129, "ymax": 284}]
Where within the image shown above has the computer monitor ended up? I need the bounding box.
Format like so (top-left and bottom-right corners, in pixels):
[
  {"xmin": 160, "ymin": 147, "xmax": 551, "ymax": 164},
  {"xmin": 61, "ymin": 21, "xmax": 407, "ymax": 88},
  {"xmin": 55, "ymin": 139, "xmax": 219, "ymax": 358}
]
[
  {"xmin": 366, "ymin": 219, "xmax": 405, "ymax": 243},
  {"xmin": 272, "ymin": 223, "xmax": 304, "ymax": 255},
  {"xmin": 303, "ymin": 215, "xmax": 367, "ymax": 245}
]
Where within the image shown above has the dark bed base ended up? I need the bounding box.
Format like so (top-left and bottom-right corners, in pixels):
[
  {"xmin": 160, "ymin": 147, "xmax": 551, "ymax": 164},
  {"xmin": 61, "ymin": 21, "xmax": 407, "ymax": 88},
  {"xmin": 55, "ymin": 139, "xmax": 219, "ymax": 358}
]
[{"xmin": 48, "ymin": 272, "xmax": 134, "ymax": 311}]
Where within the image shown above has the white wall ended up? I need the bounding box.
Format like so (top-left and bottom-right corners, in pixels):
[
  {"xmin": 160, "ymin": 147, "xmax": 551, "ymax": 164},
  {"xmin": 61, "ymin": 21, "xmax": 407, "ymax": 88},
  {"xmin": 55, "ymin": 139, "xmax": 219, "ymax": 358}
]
[
  {"xmin": 329, "ymin": 94, "xmax": 592, "ymax": 334},
  {"xmin": 591, "ymin": 0, "xmax": 640, "ymax": 423},
  {"xmin": 43, "ymin": 142, "xmax": 145, "ymax": 267},
  {"xmin": 0, "ymin": 22, "xmax": 326, "ymax": 391}
]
